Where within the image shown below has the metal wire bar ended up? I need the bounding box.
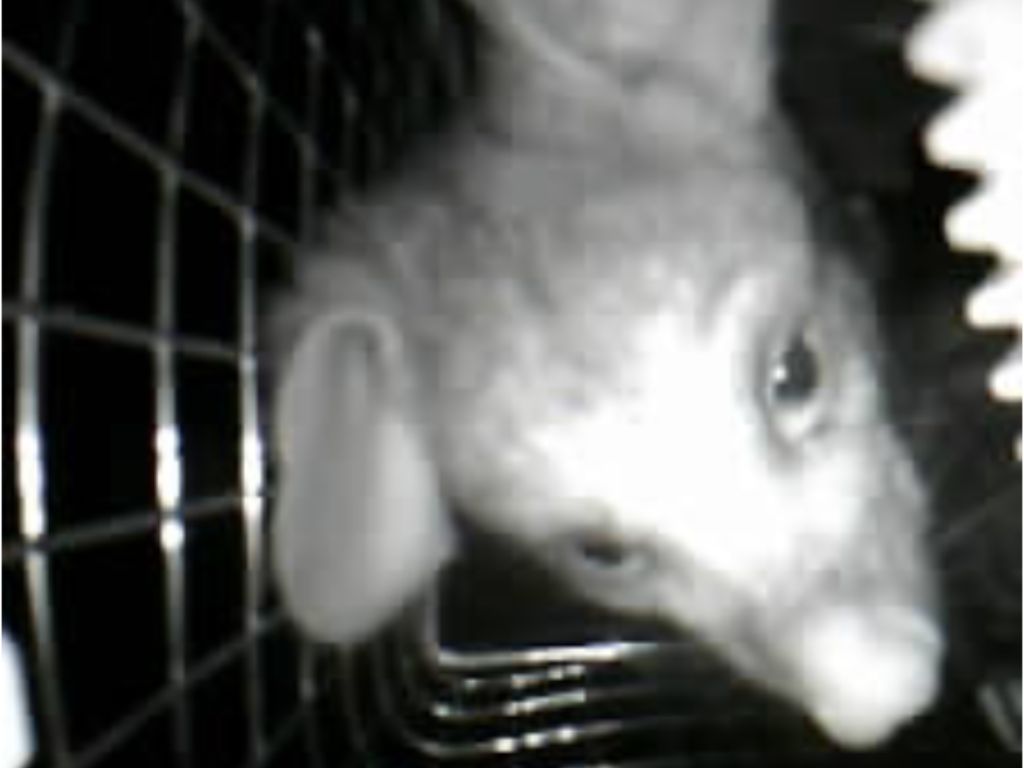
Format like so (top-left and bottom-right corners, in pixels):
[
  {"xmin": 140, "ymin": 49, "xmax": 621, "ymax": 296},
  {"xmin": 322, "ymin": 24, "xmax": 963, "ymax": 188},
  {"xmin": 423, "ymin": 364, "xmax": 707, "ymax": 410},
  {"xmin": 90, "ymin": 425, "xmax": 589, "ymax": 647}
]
[
  {"xmin": 9, "ymin": 1, "xmax": 90, "ymax": 761},
  {"xmin": 340, "ymin": 651, "xmax": 379, "ymax": 764},
  {"xmin": 296, "ymin": 644, "xmax": 326, "ymax": 768},
  {"xmin": 431, "ymin": 638, "xmax": 666, "ymax": 675},
  {"xmin": 417, "ymin": 588, "xmax": 670, "ymax": 674},
  {"xmin": 252, "ymin": 689, "xmax": 327, "ymax": 768},
  {"xmin": 298, "ymin": 27, "xmax": 325, "ymax": 242},
  {"xmin": 235, "ymin": 1, "xmax": 278, "ymax": 762},
  {"xmin": 73, "ymin": 683, "xmax": 181, "ymax": 768},
  {"xmin": 1, "ymin": 493, "xmax": 255, "ymax": 563},
  {"xmin": 72, "ymin": 613, "xmax": 287, "ymax": 768},
  {"xmin": 293, "ymin": 21, "xmax": 329, "ymax": 768},
  {"xmin": 2, "ymin": 42, "xmax": 303, "ymax": 261},
  {"xmin": 2, "ymin": 301, "xmax": 247, "ymax": 366},
  {"xmin": 152, "ymin": 11, "xmax": 204, "ymax": 765},
  {"xmin": 175, "ymin": 0, "xmax": 348, "ymax": 186}
]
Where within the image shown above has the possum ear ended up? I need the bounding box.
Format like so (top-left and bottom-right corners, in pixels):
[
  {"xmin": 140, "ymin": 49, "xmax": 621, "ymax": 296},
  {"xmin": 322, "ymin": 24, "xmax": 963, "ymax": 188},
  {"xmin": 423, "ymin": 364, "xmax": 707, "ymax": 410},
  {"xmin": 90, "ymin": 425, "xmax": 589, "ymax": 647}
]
[{"xmin": 272, "ymin": 310, "xmax": 453, "ymax": 644}]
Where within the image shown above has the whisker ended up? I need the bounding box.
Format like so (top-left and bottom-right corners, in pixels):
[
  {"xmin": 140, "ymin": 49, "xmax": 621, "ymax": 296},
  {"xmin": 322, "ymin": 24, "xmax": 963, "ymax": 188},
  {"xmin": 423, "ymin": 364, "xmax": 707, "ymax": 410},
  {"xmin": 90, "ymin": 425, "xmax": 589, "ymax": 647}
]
[
  {"xmin": 923, "ymin": 428, "xmax": 1011, "ymax": 493},
  {"xmin": 932, "ymin": 482, "xmax": 1020, "ymax": 560}
]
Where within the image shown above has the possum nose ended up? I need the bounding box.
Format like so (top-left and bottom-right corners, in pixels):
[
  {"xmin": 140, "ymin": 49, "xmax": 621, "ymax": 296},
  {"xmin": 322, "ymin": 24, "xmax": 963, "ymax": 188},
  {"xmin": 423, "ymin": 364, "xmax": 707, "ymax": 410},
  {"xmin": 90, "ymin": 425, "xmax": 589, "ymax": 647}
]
[{"xmin": 794, "ymin": 606, "xmax": 942, "ymax": 749}]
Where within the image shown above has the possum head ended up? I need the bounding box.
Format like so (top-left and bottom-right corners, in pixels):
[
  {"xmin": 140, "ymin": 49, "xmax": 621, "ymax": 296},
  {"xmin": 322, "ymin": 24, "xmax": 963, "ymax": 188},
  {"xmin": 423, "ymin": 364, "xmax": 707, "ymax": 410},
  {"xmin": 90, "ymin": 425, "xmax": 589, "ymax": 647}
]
[
  {"xmin": 433, "ymin": 172, "xmax": 941, "ymax": 748},
  {"xmin": 273, "ymin": 169, "xmax": 942, "ymax": 748}
]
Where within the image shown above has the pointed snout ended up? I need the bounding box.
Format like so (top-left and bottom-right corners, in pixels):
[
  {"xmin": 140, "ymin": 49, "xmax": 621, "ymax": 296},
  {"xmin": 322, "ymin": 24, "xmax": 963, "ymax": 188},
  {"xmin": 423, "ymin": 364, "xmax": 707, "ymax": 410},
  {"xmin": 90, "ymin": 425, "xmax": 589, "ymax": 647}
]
[{"xmin": 792, "ymin": 604, "xmax": 943, "ymax": 748}]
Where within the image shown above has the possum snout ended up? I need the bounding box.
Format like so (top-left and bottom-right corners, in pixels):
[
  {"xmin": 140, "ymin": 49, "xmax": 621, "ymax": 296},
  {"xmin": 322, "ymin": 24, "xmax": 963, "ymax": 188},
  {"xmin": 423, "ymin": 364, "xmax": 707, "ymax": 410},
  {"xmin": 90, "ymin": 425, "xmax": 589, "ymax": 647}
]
[{"xmin": 790, "ymin": 603, "xmax": 943, "ymax": 748}]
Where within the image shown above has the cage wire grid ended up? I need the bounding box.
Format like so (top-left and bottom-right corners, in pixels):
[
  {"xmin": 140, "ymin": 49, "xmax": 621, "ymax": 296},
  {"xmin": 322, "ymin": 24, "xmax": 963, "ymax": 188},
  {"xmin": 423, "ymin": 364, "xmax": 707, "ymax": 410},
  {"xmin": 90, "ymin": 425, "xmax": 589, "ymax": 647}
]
[
  {"xmin": 2, "ymin": 0, "xmax": 1019, "ymax": 767},
  {"xmin": 1, "ymin": 0, "xmax": 468, "ymax": 765}
]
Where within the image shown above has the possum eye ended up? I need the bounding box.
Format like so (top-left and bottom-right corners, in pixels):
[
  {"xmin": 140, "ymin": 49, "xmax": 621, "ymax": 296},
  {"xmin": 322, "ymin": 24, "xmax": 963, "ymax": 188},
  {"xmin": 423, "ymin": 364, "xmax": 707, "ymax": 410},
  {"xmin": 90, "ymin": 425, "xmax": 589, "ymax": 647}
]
[
  {"xmin": 770, "ymin": 332, "xmax": 819, "ymax": 404},
  {"xmin": 766, "ymin": 330, "xmax": 824, "ymax": 437}
]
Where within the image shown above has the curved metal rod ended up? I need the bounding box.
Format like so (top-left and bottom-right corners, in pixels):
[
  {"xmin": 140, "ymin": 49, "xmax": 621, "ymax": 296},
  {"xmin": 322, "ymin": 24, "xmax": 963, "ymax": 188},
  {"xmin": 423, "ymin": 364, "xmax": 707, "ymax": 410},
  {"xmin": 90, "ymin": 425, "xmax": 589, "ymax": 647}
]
[
  {"xmin": 391, "ymin": 631, "xmax": 780, "ymax": 731},
  {"xmin": 401, "ymin": 622, "xmax": 597, "ymax": 696},
  {"xmin": 363, "ymin": 640, "xmax": 729, "ymax": 762},
  {"xmin": 360, "ymin": 631, "xmax": 825, "ymax": 763},
  {"xmin": 413, "ymin": 589, "xmax": 672, "ymax": 672}
]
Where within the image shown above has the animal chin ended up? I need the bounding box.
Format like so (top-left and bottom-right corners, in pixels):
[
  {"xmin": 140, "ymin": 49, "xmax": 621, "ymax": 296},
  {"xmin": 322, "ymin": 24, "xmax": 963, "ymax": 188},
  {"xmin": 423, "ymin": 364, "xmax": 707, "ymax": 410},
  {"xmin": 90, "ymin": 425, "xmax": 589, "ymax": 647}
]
[{"xmin": 790, "ymin": 605, "xmax": 943, "ymax": 749}]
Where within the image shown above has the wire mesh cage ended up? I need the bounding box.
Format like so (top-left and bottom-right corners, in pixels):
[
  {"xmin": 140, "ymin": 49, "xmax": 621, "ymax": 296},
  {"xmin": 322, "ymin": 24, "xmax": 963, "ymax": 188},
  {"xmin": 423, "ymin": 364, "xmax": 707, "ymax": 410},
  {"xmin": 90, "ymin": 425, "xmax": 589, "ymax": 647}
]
[
  {"xmin": 3, "ymin": 1, "xmax": 470, "ymax": 764},
  {"xmin": 2, "ymin": 1, "xmax": 1019, "ymax": 767}
]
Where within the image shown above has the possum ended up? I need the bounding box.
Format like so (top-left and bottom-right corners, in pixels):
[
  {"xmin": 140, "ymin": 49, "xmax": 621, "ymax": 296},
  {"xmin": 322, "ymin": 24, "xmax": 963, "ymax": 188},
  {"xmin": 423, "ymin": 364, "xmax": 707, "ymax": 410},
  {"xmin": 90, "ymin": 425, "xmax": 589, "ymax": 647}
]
[{"xmin": 269, "ymin": 0, "xmax": 943, "ymax": 749}]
